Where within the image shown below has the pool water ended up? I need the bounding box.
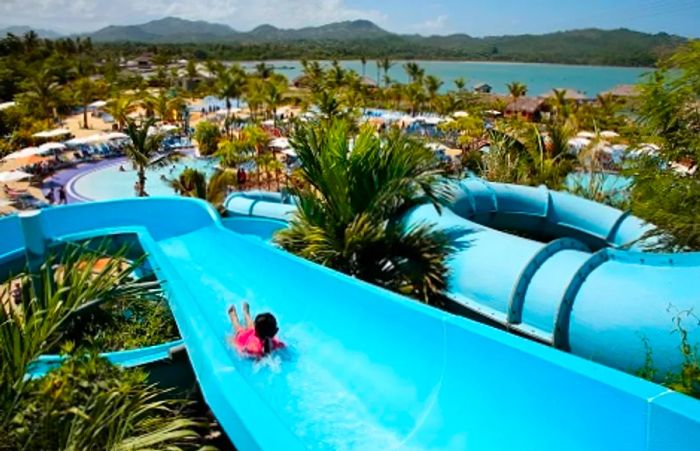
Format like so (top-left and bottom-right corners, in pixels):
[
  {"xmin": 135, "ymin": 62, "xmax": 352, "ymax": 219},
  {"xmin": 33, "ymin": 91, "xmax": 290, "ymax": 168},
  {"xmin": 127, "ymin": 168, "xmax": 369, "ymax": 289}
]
[
  {"xmin": 564, "ymin": 172, "xmax": 632, "ymax": 197},
  {"xmin": 70, "ymin": 158, "xmax": 219, "ymax": 201}
]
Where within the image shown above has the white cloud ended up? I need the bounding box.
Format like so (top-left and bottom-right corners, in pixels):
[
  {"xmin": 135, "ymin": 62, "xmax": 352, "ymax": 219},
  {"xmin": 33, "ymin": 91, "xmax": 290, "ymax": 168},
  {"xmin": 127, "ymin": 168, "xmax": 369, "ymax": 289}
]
[
  {"xmin": 412, "ymin": 14, "xmax": 449, "ymax": 34},
  {"xmin": 0, "ymin": 0, "xmax": 388, "ymax": 33}
]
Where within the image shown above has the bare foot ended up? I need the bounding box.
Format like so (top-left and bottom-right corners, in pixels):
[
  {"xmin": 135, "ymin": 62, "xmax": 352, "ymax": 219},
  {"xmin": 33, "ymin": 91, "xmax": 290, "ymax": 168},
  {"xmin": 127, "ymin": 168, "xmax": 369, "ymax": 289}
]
[{"xmin": 242, "ymin": 302, "xmax": 250, "ymax": 317}]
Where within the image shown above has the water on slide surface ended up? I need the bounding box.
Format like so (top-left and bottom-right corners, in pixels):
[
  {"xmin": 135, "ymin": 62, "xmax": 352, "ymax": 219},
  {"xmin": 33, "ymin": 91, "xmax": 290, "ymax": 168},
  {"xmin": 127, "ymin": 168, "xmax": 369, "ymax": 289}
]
[
  {"xmin": 158, "ymin": 226, "xmax": 445, "ymax": 450},
  {"xmin": 155, "ymin": 223, "xmax": 666, "ymax": 450}
]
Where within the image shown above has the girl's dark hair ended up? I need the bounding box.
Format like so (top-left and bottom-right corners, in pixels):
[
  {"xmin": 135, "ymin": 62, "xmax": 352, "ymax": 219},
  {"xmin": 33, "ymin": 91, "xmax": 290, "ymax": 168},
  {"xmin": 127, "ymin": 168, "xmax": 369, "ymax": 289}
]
[{"xmin": 254, "ymin": 313, "xmax": 279, "ymax": 355}]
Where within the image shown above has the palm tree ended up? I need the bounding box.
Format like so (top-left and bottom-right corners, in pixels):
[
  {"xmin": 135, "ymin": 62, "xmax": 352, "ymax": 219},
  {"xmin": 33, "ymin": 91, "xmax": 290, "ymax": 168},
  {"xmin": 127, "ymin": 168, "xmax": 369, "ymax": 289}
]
[
  {"xmin": 123, "ymin": 117, "xmax": 166, "ymax": 197},
  {"xmin": 404, "ymin": 62, "xmax": 425, "ymax": 84},
  {"xmin": 327, "ymin": 60, "xmax": 346, "ymax": 88},
  {"xmin": 244, "ymin": 77, "xmax": 266, "ymax": 121},
  {"xmin": 424, "ymin": 75, "xmax": 443, "ymax": 111},
  {"xmin": 239, "ymin": 125, "xmax": 270, "ymax": 188},
  {"xmin": 507, "ymin": 81, "xmax": 528, "ymax": 101},
  {"xmin": 255, "ymin": 62, "xmax": 274, "ymax": 79},
  {"xmin": 454, "ymin": 77, "xmax": 467, "ymax": 92},
  {"xmin": 216, "ymin": 65, "xmax": 246, "ymax": 128},
  {"xmin": 314, "ymin": 89, "xmax": 347, "ymax": 121},
  {"xmin": 301, "ymin": 60, "xmax": 324, "ymax": 92},
  {"xmin": 105, "ymin": 95, "xmax": 136, "ymax": 130},
  {"xmin": 360, "ymin": 56, "xmax": 367, "ymax": 77},
  {"xmin": 404, "ymin": 82, "xmax": 426, "ymax": 116},
  {"xmin": 18, "ymin": 69, "xmax": 63, "ymax": 121},
  {"xmin": 73, "ymin": 77, "xmax": 97, "ymax": 129},
  {"xmin": 379, "ymin": 57, "xmax": 393, "ymax": 86},
  {"xmin": 276, "ymin": 119, "xmax": 457, "ymax": 305},
  {"xmin": 264, "ymin": 79, "xmax": 286, "ymax": 125},
  {"xmin": 168, "ymin": 168, "xmax": 237, "ymax": 211},
  {"xmin": 551, "ymin": 88, "xmax": 571, "ymax": 118}
]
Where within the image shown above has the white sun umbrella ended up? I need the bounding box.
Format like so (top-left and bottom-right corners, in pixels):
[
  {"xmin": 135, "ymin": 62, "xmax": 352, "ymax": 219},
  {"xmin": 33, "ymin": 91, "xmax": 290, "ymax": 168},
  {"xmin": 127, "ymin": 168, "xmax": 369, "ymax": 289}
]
[
  {"xmin": 0, "ymin": 170, "xmax": 32, "ymax": 183},
  {"xmin": 38, "ymin": 142, "xmax": 66, "ymax": 154},
  {"xmin": 600, "ymin": 130, "xmax": 620, "ymax": 139},
  {"xmin": 106, "ymin": 131, "xmax": 128, "ymax": 140},
  {"xmin": 568, "ymin": 137, "xmax": 591, "ymax": 153},
  {"xmin": 32, "ymin": 128, "xmax": 70, "ymax": 138},
  {"xmin": 0, "ymin": 101, "xmax": 16, "ymax": 111},
  {"xmin": 88, "ymin": 100, "xmax": 107, "ymax": 108},
  {"xmin": 66, "ymin": 133, "xmax": 107, "ymax": 146},
  {"xmin": 160, "ymin": 124, "xmax": 179, "ymax": 132},
  {"xmin": 576, "ymin": 131, "xmax": 597, "ymax": 139},
  {"xmin": 281, "ymin": 148, "xmax": 297, "ymax": 157},
  {"xmin": 424, "ymin": 117, "xmax": 444, "ymax": 126},
  {"xmin": 2, "ymin": 147, "xmax": 40, "ymax": 160},
  {"xmin": 269, "ymin": 137, "xmax": 290, "ymax": 149},
  {"xmin": 452, "ymin": 111, "xmax": 469, "ymax": 118}
]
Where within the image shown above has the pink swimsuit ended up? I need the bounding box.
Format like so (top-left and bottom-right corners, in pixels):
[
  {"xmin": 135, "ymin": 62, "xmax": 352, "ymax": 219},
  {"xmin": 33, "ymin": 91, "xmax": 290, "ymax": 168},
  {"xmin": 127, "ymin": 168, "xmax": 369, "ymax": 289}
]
[{"xmin": 234, "ymin": 328, "xmax": 285, "ymax": 358}]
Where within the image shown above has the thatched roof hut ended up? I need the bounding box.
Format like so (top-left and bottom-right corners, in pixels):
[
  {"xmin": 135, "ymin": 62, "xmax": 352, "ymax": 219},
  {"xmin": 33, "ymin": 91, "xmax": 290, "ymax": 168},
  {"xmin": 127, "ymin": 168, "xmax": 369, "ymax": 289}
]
[
  {"xmin": 541, "ymin": 88, "xmax": 588, "ymax": 102},
  {"xmin": 506, "ymin": 97, "xmax": 546, "ymax": 114},
  {"xmin": 360, "ymin": 76, "xmax": 378, "ymax": 88},
  {"xmin": 599, "ymin": 84, "xmax": 640, "ymax": 98},
  {"xmin": 505, "ymin": 97, "xmax": 547, "ymax": 121}
]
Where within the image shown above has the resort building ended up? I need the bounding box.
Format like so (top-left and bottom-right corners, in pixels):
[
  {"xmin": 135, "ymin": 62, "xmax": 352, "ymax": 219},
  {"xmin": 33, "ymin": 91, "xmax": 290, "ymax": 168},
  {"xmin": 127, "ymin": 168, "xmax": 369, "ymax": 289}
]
[
  {"xmin": 504, "ymin": 97, "xmax": 548, "ymax": 121},
  {"xmin": 473, "ymin": 82, "xmax": 493, "ymax": 93}
]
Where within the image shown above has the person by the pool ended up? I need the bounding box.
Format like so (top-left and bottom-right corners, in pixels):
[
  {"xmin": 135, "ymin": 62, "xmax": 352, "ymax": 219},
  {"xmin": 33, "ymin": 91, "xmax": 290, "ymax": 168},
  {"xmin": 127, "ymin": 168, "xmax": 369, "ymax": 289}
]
[{"xmin": 228, "ymin": 302, "xmax": 284, "ymax": 358}]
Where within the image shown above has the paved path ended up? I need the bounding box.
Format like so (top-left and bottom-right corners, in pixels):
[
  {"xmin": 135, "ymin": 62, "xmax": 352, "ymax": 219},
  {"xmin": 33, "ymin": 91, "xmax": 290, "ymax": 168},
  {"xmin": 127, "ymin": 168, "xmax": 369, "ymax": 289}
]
[{"xmin": 42, "ymin": 158, "xmax": 126, "ymax": 204}]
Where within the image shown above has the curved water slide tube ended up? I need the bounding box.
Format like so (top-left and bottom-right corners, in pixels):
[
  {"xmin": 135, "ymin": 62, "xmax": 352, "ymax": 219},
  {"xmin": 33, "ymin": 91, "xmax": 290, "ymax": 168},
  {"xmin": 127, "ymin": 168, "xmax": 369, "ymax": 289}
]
[
  {"xmin": 0, "ymin": 211, "xmax": 284, "ymax": 376},
  {"xmin": 4, "ymin": 197, "xmax": 700, "ymax": 449},
  {"xmin": 225, "ymin": 181, "xmax": 700, "ymax": 376}
]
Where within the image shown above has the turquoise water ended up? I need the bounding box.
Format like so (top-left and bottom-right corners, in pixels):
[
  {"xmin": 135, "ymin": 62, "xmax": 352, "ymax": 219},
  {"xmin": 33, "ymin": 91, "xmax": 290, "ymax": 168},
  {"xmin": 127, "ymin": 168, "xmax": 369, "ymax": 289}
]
[
  {"xmin": 241, "ymin": 60, "xmax": 650, "ymax": 96},
  {"xmin": 70, "ymin": 158, "xmax": 219, "ymax": 201},
  {"xmin": 565, "ymin": 172, "xmax": 632, "ymax": 193}
]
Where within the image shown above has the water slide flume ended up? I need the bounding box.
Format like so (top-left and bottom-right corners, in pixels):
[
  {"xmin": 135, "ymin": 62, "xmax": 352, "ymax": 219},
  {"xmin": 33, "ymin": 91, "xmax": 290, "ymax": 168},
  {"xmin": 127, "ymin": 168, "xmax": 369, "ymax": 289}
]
[
  {"xmin": 3, "ymin": 197, "xmax": 697, "ymax": 449},
  {"xmin": 225, "ymin": 179, "xmax": 700, "ymax": 376},
  {"xmin": 0, "ymin": 211, "xmax": 283, "ymax": 377}
]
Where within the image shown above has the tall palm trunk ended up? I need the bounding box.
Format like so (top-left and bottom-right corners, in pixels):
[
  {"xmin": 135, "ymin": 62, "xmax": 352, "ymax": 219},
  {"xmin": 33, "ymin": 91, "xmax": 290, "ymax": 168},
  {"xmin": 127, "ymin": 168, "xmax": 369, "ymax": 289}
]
[
  {"xmin": 83, "ymin": 103, "xmax": 89, "ymax": 129},
  {"xmin": 138, "ymin": 166, "xmax": 147, "ymax": 197}
]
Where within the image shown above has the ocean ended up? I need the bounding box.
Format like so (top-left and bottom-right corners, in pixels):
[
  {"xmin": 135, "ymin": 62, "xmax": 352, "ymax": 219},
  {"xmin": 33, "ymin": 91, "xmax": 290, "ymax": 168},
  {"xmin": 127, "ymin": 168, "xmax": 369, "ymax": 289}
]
[{"xmin": 240, "ymin": 60, "xmax": 651, "ymax": 97}]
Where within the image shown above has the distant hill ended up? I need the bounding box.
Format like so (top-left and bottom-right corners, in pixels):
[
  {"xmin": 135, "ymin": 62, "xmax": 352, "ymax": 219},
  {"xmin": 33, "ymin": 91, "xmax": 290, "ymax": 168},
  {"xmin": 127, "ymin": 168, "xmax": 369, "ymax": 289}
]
[
  {"xmin": 87, "ymin": 17, "xmax": 388, "ymax": 43},
  {"xmin": 244, "ymin": 20, "xmax": 390, "ymax": 42},
  {"xmin": 89, "ymin": 17, "xmax": 238, "ymax": 43},
  {"xmin": 0, "ymin": 25, "xmax": 62, "ymax": 39},
  {"xmin": 1, "ymin": 17, "xmax": 686, "ymax": 66}
]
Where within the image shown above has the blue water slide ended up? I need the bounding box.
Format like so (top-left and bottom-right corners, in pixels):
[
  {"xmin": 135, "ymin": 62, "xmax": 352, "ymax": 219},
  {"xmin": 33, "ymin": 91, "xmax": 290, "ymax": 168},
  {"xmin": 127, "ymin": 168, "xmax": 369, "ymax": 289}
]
[
  {"xmin": 1, "ymin": 207, "xmax": 283, "ymax": 377},
  {"xmin": 5, "ymin": 198, "xmax": 700, "ymax": 449},
  {"xmin": 224, "ymin": 180, "xmax": 700, "ymax": 376}
]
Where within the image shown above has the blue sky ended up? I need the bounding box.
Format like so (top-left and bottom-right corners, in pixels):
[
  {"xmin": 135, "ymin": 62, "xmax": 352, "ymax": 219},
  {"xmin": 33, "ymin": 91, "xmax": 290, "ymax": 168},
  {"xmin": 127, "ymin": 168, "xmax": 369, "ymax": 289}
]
[
  {"xmin": 1, "ymin": 0, "xmax": 698, "ymax": 37},
  {"xmin": 367, "ymin": 0, "xmax": 700, "ymax": 37}
]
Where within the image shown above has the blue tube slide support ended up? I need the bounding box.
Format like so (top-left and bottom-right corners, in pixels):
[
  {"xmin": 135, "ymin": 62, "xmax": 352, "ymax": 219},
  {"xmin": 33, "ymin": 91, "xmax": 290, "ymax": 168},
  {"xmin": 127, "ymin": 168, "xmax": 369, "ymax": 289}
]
[
  {"xmin": 224, "ymin": 180, "xmax": 700, "ymax": 377},
  {"xmin": 4, "ymin": 197, "xmax": 700, "ymax": 449}
]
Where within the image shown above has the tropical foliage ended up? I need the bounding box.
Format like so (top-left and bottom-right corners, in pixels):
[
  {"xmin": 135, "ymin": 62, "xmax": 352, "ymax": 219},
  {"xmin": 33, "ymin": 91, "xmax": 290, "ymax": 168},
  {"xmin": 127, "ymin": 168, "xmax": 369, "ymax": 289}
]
[
  {"xmin": 123, "ymin": 117, "xmax": 174, "ymax": 197},
  {"xmin": 627, "ymin": 41, "xmax": 700, "ymax": 251},
  {"xmin": 168, "ymin": 167, "xmax": 237, "ymax": 211},
  {"xmin": 193, "ymin": 120, "xmax": 221, "ymax": 156},
  {"xmin": 275, "ymin": 119, "xmax": 458, "ymax": 305},
  {"xmin": 0, "ymin": 242, "xmax": 207, "ymax": 449}
]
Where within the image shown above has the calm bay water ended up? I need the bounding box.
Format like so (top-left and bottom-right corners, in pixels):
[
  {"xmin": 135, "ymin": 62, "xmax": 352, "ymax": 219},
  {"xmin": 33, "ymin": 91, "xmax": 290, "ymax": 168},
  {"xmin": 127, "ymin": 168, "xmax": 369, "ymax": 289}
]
[{"xmin": 240, "ymin": 60, "xmax": 651, "ymax": 97}]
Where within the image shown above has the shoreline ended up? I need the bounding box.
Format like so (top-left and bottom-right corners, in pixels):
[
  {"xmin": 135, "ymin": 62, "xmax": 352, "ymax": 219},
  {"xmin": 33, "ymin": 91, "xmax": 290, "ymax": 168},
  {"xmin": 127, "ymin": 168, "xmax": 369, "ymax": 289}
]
[{"xmin": 229, "ymin": 59, "xmax": 655, "ymax": 71}]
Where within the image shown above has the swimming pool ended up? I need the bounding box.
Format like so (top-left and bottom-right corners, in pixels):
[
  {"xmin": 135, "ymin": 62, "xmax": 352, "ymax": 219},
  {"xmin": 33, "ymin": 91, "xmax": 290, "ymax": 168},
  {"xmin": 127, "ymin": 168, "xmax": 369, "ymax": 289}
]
[{"xmin": 70, "ymin": 158, "xmax": 219, "ymax": 201}]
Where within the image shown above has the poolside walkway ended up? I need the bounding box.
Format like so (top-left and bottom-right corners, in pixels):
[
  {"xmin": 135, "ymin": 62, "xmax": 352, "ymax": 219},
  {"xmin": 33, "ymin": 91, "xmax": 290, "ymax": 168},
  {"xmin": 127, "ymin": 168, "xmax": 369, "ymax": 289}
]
[{"xmin": 42, "ymin": 158, "xmax": 126, "ymax": 204}]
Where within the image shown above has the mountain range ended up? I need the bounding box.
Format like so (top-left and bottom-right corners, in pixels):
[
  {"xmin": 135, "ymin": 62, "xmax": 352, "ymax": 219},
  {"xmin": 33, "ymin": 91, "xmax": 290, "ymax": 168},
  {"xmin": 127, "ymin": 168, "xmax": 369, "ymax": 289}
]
[
  {"xmin": 0, "ymin": 17, "xmax": 686, "ymax": 67},
  {"xmin": 0, "ymin": 25, "xmax": 62, "ymax": 39}
]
